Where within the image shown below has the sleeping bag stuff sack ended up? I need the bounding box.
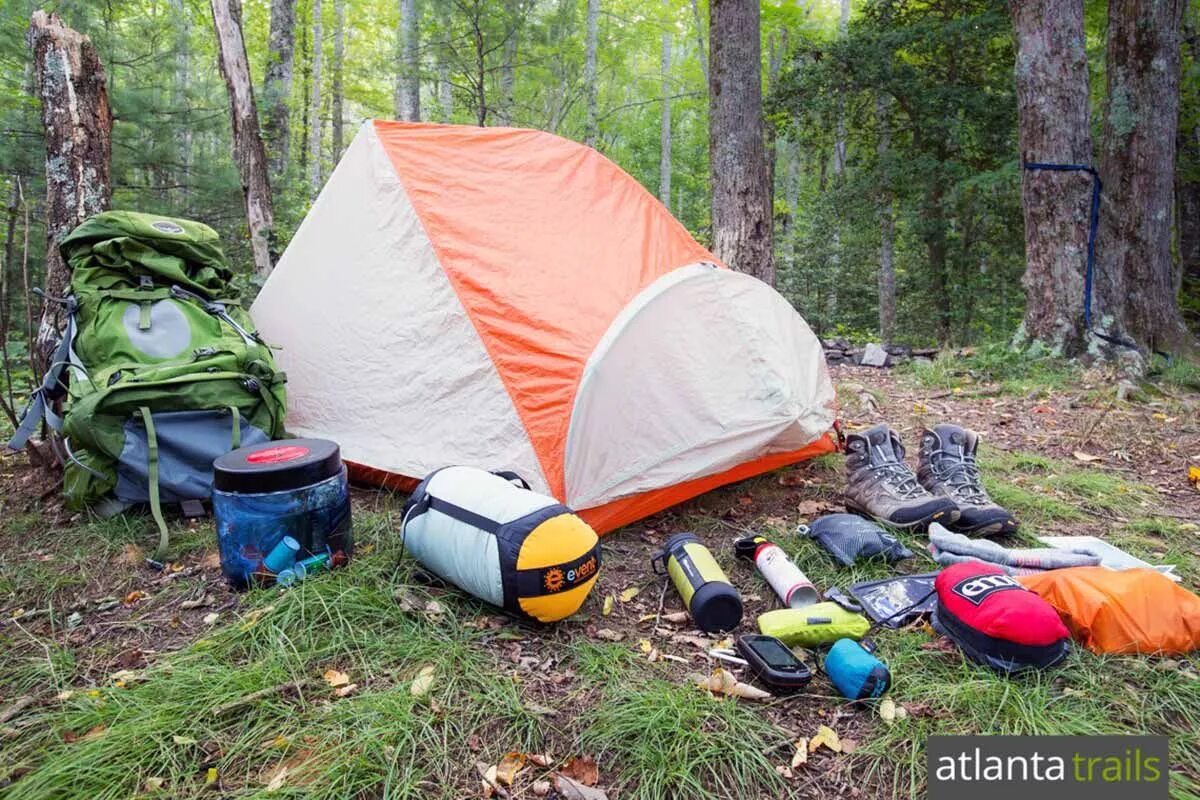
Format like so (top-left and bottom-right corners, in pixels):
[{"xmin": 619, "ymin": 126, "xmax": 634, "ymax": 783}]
[
  {"xmin": 401, "ymin": 467, "xmax": 601, "ymax": 623},
  {"xmin": 931, "ymin": 561, "xmax": 1070, "ymax": 674}
]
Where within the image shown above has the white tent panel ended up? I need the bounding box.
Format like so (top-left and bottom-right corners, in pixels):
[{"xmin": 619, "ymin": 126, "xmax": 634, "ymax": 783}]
[
  {"xmin": 564, "ymin": 264, "xmax": 835, "ymax": 509},
  {"xmin": 251, "ymin": 122, "xmax": 547, "ymax": 490}
]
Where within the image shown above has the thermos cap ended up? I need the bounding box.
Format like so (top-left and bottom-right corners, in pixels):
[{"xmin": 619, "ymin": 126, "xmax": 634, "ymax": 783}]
[{"xmin": 691, "ymin": 581, "xmax": 744, "ymax": 632}]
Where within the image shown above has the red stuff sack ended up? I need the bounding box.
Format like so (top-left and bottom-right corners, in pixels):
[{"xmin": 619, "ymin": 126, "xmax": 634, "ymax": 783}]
[{"xmin": 931, "ymin": 562, "xmax": 1070, "ymax": 674}]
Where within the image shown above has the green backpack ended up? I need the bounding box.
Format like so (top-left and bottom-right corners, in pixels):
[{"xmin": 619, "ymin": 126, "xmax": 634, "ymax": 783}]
[{"xmin": 9, "ymin": 211, "xmax": 287, "ymax": 563}]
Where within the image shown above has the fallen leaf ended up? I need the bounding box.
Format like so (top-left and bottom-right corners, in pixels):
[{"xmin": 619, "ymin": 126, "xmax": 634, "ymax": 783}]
[
  {"xmin": 144, "ymin": 777, "xmax": 165, "ymax": 791},
  {"xmin": 796, "ymin": 499, "xmax": 828, "ymax": 518},
  {"xmin": 638, "ymin": 639, "xmax": 653, "ymax": 654},
  {"xmin": 842, "ymin": 738, "xmax": 859, "ymax": 754},
  {"xmin": 323, "ymin": 669, "xmax": 350, "ymax": 688},
  {"xmin": 423, "ymin": 599, "xmax": 446, "ymax": 616},
  {"xmin": 661, "ymin": 611, "xmax": 689, "ymax": 624},
  {"xmin": 619, "ymin": 587, "xmax": 640, "ymax": 603},
  {"xmin": 410, "ymin": 665, "xmax": 435, "ymax": 697},
  {"xmin": 122, "ymin": 590, "xmax": 148, "ymax": 607},
  {"xmin": 809, "ymin": 725, "xmax": 842, "ymax": 754},
  {"xmin": 120, "ymin": 543, "xmax": 145, "ymax": 567},
  {"xmin": 172, "ymin": 735, "xmax": 197, "ymax": 746},
  {"xmin": 200, "ymin": 551, "xmax": 222, "ymax": 570},
  {"xmin": 554, "ymin": 774, "xmax": 609, "ymax": 800},
  {"xmin": 529, "ymin": 753, "xmax": 553, "ymax": 767},
  {"xmin": 791, "ymin": 739, "xmax": 808, "ymax": 768},
  {"xmin": 495, "ymin": 751, "xmax": 527, "ymax": 785},
  {"xmin": 479, "ymin": 762, "xmax": 499, "ymax": 798},
  {"xmin": 879, "ymin": 697, "xmax": 897, "ymax": 724},
  {"xmin": 532, "ymin": 779, "xmax": 551, "ymax": 796},
  {"xmin": 205, "ymin": 767, "xmax": 218, "ymax": 786},
  {"xmin": 693, "ymin": 668, "xmax": 772, "ymax": 701},
  {"xmin": 560, "ymin": 755, "xmax": 600, "ymax": 786},
  {"xmin": 265, "ymin": 765, "xmax": 289, "ymax": 791},
  {"xmin": 593, "ymin": 628, "xmax": 624, "ymax": 642},
  {"xmin": 334, "ymin": 683, "xmax": 358, "ymax": 697},
  {"xmin": 1188, "ymin": 465, "xmax": 1200, "ymax": 489},
  {"xmin": 55, "ymin": 690, "xmax": 74, "ymax": 701},
  {"xmin": 202, "ymin": 612, "xmax": 220, "ymax": 625},
  {"xmin": 601, "ymin": 596, "xmax": 613, "ymax": 617},
  {"xmin": 1072, "ymin": 451, "xmax": 1103, "ymax": 463}
]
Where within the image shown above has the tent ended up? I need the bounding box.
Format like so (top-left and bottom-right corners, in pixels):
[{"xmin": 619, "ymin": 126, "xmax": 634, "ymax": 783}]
[{"xmin": 250, "ymin": 120, "xmax": 837, "ymax": 533}]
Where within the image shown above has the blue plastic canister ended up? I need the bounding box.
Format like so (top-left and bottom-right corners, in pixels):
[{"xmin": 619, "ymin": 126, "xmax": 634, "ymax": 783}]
[{"xmin": 213, "ymin": 439, "xmax": 353, "ymax": 590}]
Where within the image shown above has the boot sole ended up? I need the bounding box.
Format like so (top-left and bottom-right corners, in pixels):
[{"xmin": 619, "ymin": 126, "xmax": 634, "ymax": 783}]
[
  {"xmin": 844, "ymin": 499, "xmax": 960, "ymax": 531},
  {"xmin": 951, "ymin": 519, "xmax": 1018, "ymax": 538}
]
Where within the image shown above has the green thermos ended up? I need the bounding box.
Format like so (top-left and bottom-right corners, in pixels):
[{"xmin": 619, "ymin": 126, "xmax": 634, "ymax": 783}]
[{"xmin": 651, "ymin": 532, "xmax": 743, "ymax": 633}]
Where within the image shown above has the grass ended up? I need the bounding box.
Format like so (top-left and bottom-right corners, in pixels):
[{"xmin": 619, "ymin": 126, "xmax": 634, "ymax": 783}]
[
  {"xmin": 900, "ymin": 343, "xmax": 1078, "ymax": 397},
  {"xmin": 3, "ymin": 446, "xmax": 1200, "ymax": 798}
]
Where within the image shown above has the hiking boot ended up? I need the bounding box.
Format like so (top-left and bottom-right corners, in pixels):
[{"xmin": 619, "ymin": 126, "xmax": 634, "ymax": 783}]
[
  {"xmin": 844, "ymin": 424, "xmax": 961, "ymax": 530},
  {"xmin": 917, "ymin": 424, "xmax": 1018, "ymax": 537}
]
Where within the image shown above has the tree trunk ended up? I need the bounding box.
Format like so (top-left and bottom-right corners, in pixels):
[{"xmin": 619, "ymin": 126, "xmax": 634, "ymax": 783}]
[
  {"xmin": 1009, "ymin": 0, "xmax": 1091, "ymax": 356},
  {"xmin": 658, "ymin": 0, "xmax": 671, "ymax": 208},
  {"xmin": 263, "ymin": 0, "xmax": 296, "ymax": 187},
  {"xmin": 395, "ymin": 0, "xmax": 420, "ymax": 121},
  {"xmin": 709, "ymin": 0, "xmax": 773, "ymax": 285},
  {"xmin": 308, "ymin": 0, "xmax": 324, "ymax": 193},
  {"xmin": 331, "ymin": 0, "xmax": 345, "ymax": 161},
  {"xmin": 211, "ymin": 0, "xmax": 275, "ymax": 276},
  {"xmin": 1177, "ymin": 12, "xmax": 1199, "ymax": 329},
  {"xmin": 689, "ymin": 0, "xmax": 708, "ymax": 85},
  {"xmin": 437, "ymin": 58, "xmax": 453, "ymax": 121},
  {"xmin": 498, "ymin": 0, "xmax": 519, "ymax": 126},
  {"xmin": 1094, "ymin": 0, "xmax": 1191, "ymax": 354},
  {"xmin": 584, "ymin": 0, "xmax": 600, "ymax": 146},
  {"xmin": 876, "ymin": 93, "xmax": 896, "ymax": 344},
  {"xmin": 170, "ymin": 0, "xmax": 194, "ymax": 210},
  {"xmin": 299, "ymin": 16, "xmax": 310, "ymax": 176},
  {"xmin": 28, "ymin": 11, "xmax": 112, "ymax": 374},
  {"xmin": 826, "ymin": 0, "xmax": 848, "ymax": 324}
]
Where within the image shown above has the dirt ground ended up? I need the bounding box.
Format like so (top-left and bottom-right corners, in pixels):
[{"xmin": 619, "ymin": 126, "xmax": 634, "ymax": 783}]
[{"xmin": 2, "ymin": 362, "xmax": 1199, "ymax": 798}]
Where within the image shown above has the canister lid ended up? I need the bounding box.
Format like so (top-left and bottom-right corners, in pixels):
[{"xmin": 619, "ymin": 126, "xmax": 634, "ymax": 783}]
[{"xmin": 213, "ymin": 438, "xmax": 343, "ymax": 493}]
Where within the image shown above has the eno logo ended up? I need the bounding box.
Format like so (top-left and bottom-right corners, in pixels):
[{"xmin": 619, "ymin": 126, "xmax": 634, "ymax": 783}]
[
  {"xmin": 951, "ymin": 574, "xmax": 1022, "ymax": 605},
  {"xmin": 150, "ymin": 220, "xmax": 184, "ymax": 234}
]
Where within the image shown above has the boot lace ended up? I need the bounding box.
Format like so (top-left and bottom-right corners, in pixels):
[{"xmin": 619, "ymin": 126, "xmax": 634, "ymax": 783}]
[
  {"xmin": 930, "ymin": 449, "xmax": 988, "ymax": 505},
  {"xmin": 869, "ymin": 446, "xmax": 925, "ymax": 499}
]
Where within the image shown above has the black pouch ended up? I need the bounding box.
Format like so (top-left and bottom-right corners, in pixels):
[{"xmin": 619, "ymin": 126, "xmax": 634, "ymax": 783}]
[{"xmin": 801, "ymin": 513, "xmax": 913, "ymax": 567}]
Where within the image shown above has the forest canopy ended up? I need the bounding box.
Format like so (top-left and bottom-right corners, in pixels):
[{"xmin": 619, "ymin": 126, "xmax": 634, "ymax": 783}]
[{"xmin": 0, "ymin": 0, "xmax": 1197, "ymax": 372}]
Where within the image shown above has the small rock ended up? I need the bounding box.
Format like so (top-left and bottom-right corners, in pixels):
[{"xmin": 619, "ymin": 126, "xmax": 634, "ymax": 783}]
[{"xmin": 860, "ymin": 342, "xmax": 889, "ymax": 368}]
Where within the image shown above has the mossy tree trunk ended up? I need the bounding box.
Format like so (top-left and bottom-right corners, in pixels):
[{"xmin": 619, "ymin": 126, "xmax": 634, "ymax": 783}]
[
  {"xmin": 709, "ymin": 0, "xmax": 773, "ymax": 286},
  {"xmin": 28, "ymin": 10, "xmax": 112, "ymax": 375},
  {"xmin": 1009, "ymin": 0, "xmax": 1091, "ymax": 357},
  {"xmin": 1094, "ymin": 0, "xmax": 1192, "ymax": 355}
]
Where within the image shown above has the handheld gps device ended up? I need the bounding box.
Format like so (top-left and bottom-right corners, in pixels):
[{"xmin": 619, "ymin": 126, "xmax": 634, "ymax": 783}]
[{"xmin": 734, "ymin": 634, "xmax": 812, "ymax": 693}]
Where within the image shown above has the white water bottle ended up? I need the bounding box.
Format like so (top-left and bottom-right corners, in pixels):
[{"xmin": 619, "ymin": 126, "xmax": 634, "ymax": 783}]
[{"xmin": 736, "ymin": 536, "xmax": 819, "ymax": 608}]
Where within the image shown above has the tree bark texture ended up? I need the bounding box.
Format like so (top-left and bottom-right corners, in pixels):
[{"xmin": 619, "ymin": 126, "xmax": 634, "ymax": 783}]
[
  {"xmin": 659, "ymin": 0, "xmax": 671, "ymax": 208},
  {"xmin": 1009, "ymin": 0, "xmax": 1091, "ymax": 356},
  {"xmin": 263, "ymin": 0, "xmax": 296, "ymax": 186},
  {"xmin": 307, "ymin": 0, "xmax": 324, "ymax": 193},
  {"xmin": 211, "ymin": 0, "xmax": 275, "ymax": 276},
  {"xmin": 1177, "ymin": 12, "xmax": 1199, "ymax": 328},
  {"xmin": 709, "ymin": 0, "xmax": 773, "ymax": 286},
  {"xmin": 395, "ymin": 0, "xmax": 420, "ymax": 121},
  {"xmin": 584, "ymin": 0, "xmax": 600, "ymax": 146},
  {"xmin": 331, "ymin": 0, "xmax": 345, "ymax": 161},
  {"xmin": 28, "ymin": 10, "xmax": 112, "ymax": 373},
  {"xmin": 1095, "ymin": 0, "xmax": 1191, "ymax": 353}
]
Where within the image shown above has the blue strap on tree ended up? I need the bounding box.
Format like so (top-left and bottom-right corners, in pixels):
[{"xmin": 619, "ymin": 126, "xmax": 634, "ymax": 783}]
[{"xmin": 1022, "ymin": 162, "xmax": 1139, "ymax": 351}]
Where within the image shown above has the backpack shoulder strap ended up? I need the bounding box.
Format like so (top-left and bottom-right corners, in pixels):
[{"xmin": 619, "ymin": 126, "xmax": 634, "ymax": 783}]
[{"xmin": 7, "ymin": 308, "xmax": 77, "ymax": 451}]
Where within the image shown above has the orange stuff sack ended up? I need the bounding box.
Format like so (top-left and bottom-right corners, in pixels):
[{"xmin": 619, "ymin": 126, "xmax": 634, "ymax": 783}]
[{"xmin": 1018, "ymin": 567, "xmax": 1200, "ymax": 655}]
